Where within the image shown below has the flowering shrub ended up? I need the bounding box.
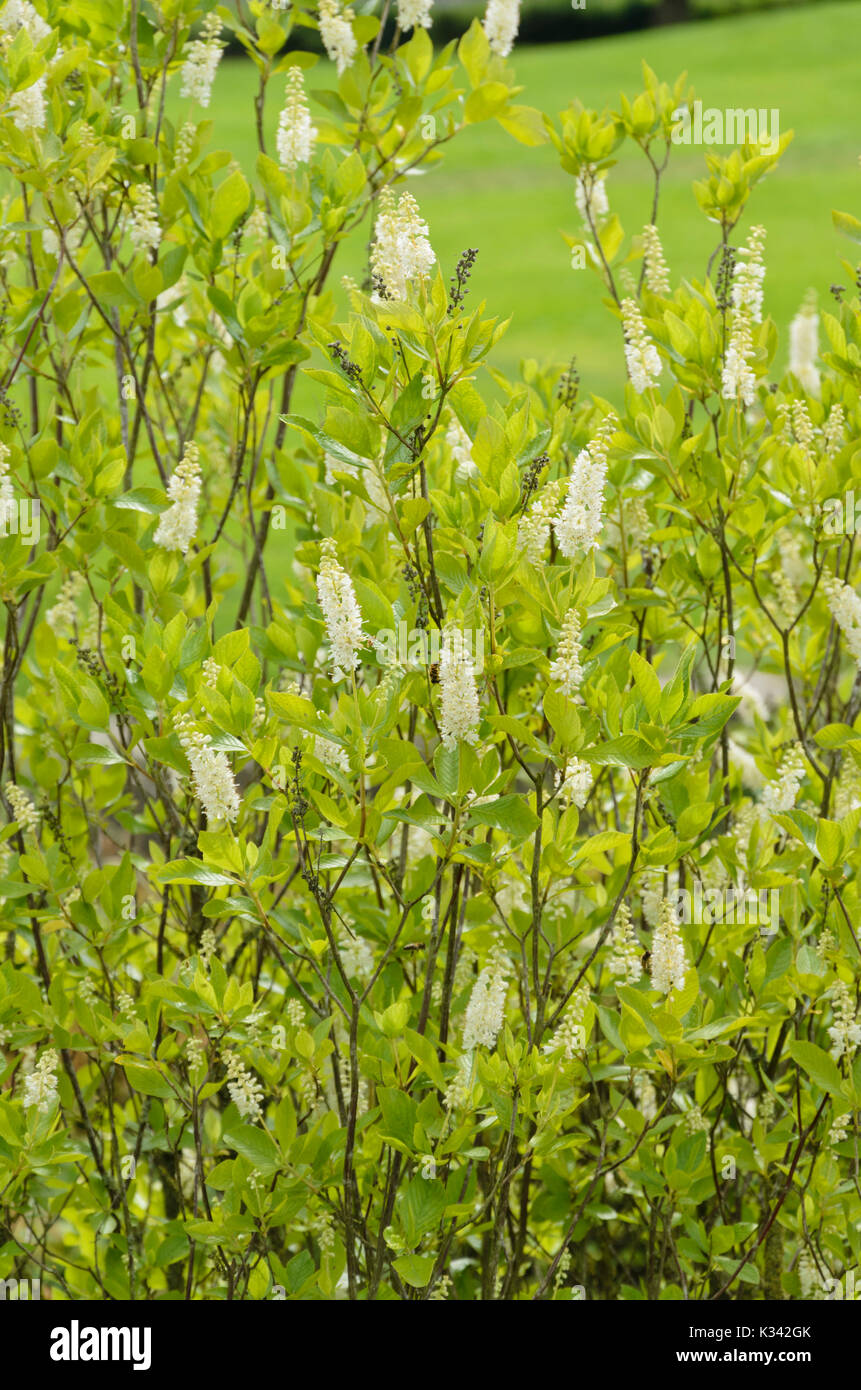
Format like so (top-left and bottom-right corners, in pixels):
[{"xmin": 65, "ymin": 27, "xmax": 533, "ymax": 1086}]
[{"xmin": 1, "ymin": 1, "xmax": 860, "ymax": 1303}]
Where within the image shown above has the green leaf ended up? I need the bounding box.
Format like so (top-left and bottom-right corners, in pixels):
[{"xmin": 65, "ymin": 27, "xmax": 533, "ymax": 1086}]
[
  {"xmin": 405, "ymin": 1028, "xmax": 447, "ymax": 1089},
  {"xmin": 120, "ymin": 1060, "xmax": 174, "ymax": 1099},
  {"xmin": 158, "ymin": 859, "xmax": 238, "ymax": 888},
  {"xmin": 630, "ymin": 651, "xmax": 661, "ymax": 721},
  {"xmin": 832, "ymin": 209, "xmax": 861, "ymax": 244},
  {"xmin": 378, "ymin": 1087, "xmax": 417, "ymax": 1148},
  {"xmin": 393, "ymin": 1253, "xmax": 435, "ymax": 1288},
  {"xmin": 211, "ymin": 170, "xmax": 251, "ymax": 241},
  {"xmin": 788, "ymin": 1040, "xmax": 844, "ymax": 1095},
  {"xmin": 221, "ymin": 1121, "xmax": 280, "ymax": 1174},
  {"xmin": 467, "ymin": 793, "xmax": 538, "ymax": 841},
  {"xmin": 815, "ymin": 819, "xmax": 843, "ymax": 869}
]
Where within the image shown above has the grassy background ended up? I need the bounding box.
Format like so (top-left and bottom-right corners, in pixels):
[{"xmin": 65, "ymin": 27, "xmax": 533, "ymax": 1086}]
[{"xmin": 177, "ymin": 1, "xmax": 861, "ymax": 402}]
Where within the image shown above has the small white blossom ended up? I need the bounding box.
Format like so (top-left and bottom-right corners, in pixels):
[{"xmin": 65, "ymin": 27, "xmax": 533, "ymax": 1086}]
[
  {"xmin": 650, "ymin": 897, "xmax": 687, "ymax": 995},
  {"xmin": 827, "ymin": 979, "xmax": 861, "ymax": 1062},
  {"xmin": 199, "ymin": 927, "xmax": 218, "ymax": 968},
  {"xmin": 824, "ymin": 575, "xmax": 861, "ymax": 670},
  {"xmin": 6, "ymin": 781, "xmax": 39, "ymax": 832},
  {"xmin": 314, "ymin": 735, "xmax": 351, "ymax": 776},
  {"xmin": 621, "ymin": 298, "xmax": 662, "ymax": 393},
  {"xmin": 462, "ymin": 950, "xmax": 509, "ymax": 1051},
  {"xmin": 22, "ymin": 1048, "xmax": 59, "ymax": 1112},
  {"xmin": 730, "ymin": 225, "xmax": 766, "ymax": 322},
  {"xmin": 276, "ymin": 66, "xmax": 316, "ymax": 173},
  {"xmin": 518, "ymin": 482, "xmax": 562, "ymax": 565},
  {"xmin": 548, "ymin": 609, "xmax": 583, "ymax": 697},
  {"xmin": 397, "ymin": 0, "xmax": 432, "ymax": 28},
  {"xmin": 316, "ymin": 537, "xmax": 365, "ymax": 681},
  {"xmin": 175, "ymin": 712, "xmax": 240, "ymax": 823},
  {"xmin": 555, "ymin": 416, "xmax": 615, "ymax": 557},
  {"xmin": 318, "ymin": 0, "xmax": 357, "ymax": 76},
  {"xmin": 823, "ymin": 404, "xmax": 845, "ymax": 458},
  {"xmin": 338, "ymin": 925, "xmax": 374, "ymax": 981},
  {"xmin": 180, "ymin": 11, "xmax": 223, "ymax": 108},
  {"xmin": 575, "ymin": 168, "xmax": 609, "ymax": 224},
  {"xmin": 0, "ymin": 443, "xmax": 17, "ymax": 529},
  {"xmin": 789, "ymin": 296, "xmax": 820, "ymax": 395},
  {"xmin": 224, "ymin": 1051, "xmax": 265, "ymax": 1123},
  {"xmin": 607, "ymin": 902, "xmax": 642, "ymax": 984},
  {"xmin": 761, "ymin": 744, "xmax": 805, "ymax": 816},
  {"xmin": 370, "ymin": 188, "xmax": 435, "ymax": 303},
  {"xmin": 446, "ymin": 418, "xmax": 477, "ymax": 484},
  {"xmin": 128, "ymin": 183, "xmax": 161, "ymax": 254},
  {"xmin": 46, "ymin": 572, "xmax": 85, "ymax": 634},
  {"xmin": 154, "ymin": 443, "xmax": 201, "ymax": 555},
  {"xmin": 439, "ymin": 626, "xmax": 481, "ymax": 748},
  {"xmin": 547, "ymin": 984, "xmax": 589, "ymax": 1060},
  {"xmin": 722, "ymin": 307, "xmax": 757, "ymax": 407},
  {"xmin": 0, "ymin": 0, "xmax": 52, "ymax": 43},
  {"xmin": 201, "ymin": 656, "xmax": 221, "ymax": 687},
  {"xmin": 633, "ymin": 1069, "xmax": 657, "ymax": 1121},
  {"xmin": 10, "ymin": 76, "xmax": 46, "ymax": 132},
  {"xmin": 684, "ymin": 1104, "xmax": 709, "ymax": 1139},
  {"xmin": 482, "ymin": 0, "xmax": 520, "ymax": 57},
  {"xmin": 555, "ymin": 756, "xmax": 591, "ymax": 810},
  {"xmin": 642, "ymin": 223, "xmax": 670, "ymax": 295}
]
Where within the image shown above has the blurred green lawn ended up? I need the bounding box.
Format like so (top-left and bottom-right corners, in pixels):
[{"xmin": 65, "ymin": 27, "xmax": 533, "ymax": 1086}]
[{"xmin": 181, "ymin": 1, "xmax": 861, "ymax": 401}]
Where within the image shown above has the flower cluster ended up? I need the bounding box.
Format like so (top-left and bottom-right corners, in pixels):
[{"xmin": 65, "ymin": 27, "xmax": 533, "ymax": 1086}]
[
  {"xmin": 824, "ymin": 575, "xmax": 861, "ymax": 670},
  {"xmin": 179, "ymin": 11, "xmax": 224, "ymax": 108},
  {"xmin": 128, "ymin": 183, "xmax": 161, "ymax": 255},
  {"xmin": 397, "ymin": 0, "xmax": 433, "ymax": 28},
  {"xmin": 439, "ymin": 627, "xmax": 481, "ymax": 748},
  {"xmin": 46, "ymin": 572, "xmax": 85, "ymax": 634},
  {"xmin": 650, "ymin": 897, "xmax": 687, "ymax": 995},
  {"xmin": 1, "ymin": 0, "xmax": 52, "ymax": 43},
  {"xmin": 730, "ymin": 225, "xmax": 767, "ymax": 320},
  {"xmin": 518, "ymin": 482, "xmax": 562, "ymax": 564},
  {"xmin": 224, "ymin": 1052, "xmax": 265, "ymax": 1123},
  {"xmin": 548, "ymin": 609, "xmax": 583, "ymax": 696},
  {"xmin": 10, "ymin": 77, "xmax": 46, "ymax": 132},
  {"xmin": 575, "ymin": 168, "xmax": 609, "ymax": 224},
  {"xmin": 318, "ymin": 0, "xmax": 357, "ymax": 76},
  {"xmin": 621, "ymin": 298, "xmax": 662, "ymax": 393},
  {"xmin": 462, "ymin": 950, "xmax": 509, "ymax": 1051},
  {"xmin": 6, "ymin": 781, "xmax": 39, "ymax": 831},
  {"xmin": 22, "ymin": 1048, "xmax": 59, "ymax": 1112},
  {"xmin": 555, "ymin": 756, "xmax": 592, "ymax": 809},
  {"xmin": 370, "ymin": 189, "xmax": 436, "ymax": 303},
  {"xmin": 827, "ymin": 979, "xmax": 861, "ymax": 1062},
  {"xmin": 446, "ymin": 418, "xmax": 477, "ymax": 484},
  {"xmin": 642, "ymin": 223, "xmax": 670, "ymax": 295},
  {"xmin": 721, "ymin": 309, "xmax": 756, "ymax": 407},
  {"xmin": 482, "ymin": 0, "xmax": 520, "ymax": 58},
  {"xmin": 338, "ymin": 925, "xmax": 374, "ymax": 982},
  {"xmin": 761, "ymin": 744, "xmax": 805, "ymax": 816},
  {"xmin": 555, "ymin": 415, "xmax": 616, "ymax": 556},
  {"xmin": 789, "ymin": 294, "xmax": 820, "ymax": 395},
  {"xmin": 316, "ymin": 538, "xmax": 365, "ymax": 681},
  {"xmin": 722, "ymin": 227, "xmax": 766, "ymax": 407},
  {"xmin": 607, "ymin": 902, "xmax": 642, "ymax": 984},
  {"xmin": 276, "ymin": 66, "xmax": 316, "ymax": 173},
  {"xmin": 175, "ymin": 712, "xmax": 241, "ymax": 823},
  {"xmin": 154, "ymin": 443, "xmax": 201, "ymax": 555},
  {"xmin": 0, "ymin": 442, "xmax": 16, "ymax": 530},
  {"xmin": 548, "ymin": 984, "xmax": 589, "ymax": 1060}
]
